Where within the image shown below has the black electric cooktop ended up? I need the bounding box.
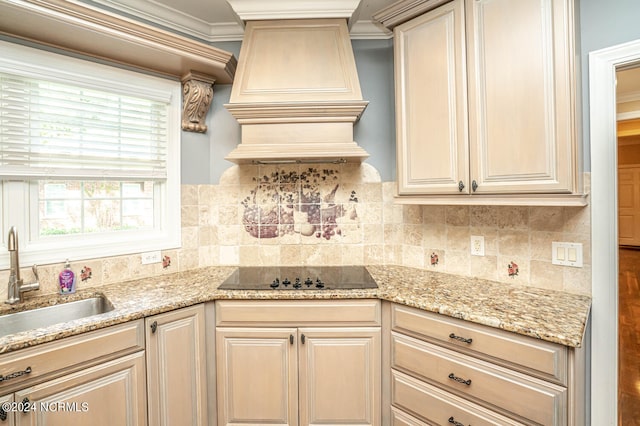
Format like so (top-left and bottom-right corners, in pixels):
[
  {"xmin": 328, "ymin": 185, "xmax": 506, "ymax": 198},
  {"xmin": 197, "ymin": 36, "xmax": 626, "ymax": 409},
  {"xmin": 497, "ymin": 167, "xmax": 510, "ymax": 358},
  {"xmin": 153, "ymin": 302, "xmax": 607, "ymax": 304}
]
[{"xmin": 218, "ymin": 266, "xmax": 377, "ymax": 290}]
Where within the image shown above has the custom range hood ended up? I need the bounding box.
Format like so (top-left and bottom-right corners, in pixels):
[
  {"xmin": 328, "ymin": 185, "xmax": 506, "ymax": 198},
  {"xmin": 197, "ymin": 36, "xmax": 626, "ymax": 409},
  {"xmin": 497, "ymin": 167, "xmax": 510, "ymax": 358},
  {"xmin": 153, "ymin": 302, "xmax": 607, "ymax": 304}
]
[{"xmin": 224, "ymin": 0, "xmax": 369, "ymax": 164}]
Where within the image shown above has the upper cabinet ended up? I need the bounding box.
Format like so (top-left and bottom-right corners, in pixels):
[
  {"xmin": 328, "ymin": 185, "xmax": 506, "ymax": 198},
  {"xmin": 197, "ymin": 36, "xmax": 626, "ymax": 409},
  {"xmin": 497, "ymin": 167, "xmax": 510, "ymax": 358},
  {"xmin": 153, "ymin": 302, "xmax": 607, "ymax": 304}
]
[{"xmin": 374, "ymin": 0, "xmax": 586, "ymax": 205}]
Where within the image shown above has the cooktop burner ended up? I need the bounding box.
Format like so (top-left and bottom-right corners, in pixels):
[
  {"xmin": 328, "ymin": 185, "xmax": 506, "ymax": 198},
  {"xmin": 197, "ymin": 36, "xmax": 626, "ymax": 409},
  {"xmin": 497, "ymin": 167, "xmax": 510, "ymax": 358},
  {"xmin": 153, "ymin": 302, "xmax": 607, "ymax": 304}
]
[{"xmin": 218, "ymin": 266, "xmax": 377, "ymax": 290}]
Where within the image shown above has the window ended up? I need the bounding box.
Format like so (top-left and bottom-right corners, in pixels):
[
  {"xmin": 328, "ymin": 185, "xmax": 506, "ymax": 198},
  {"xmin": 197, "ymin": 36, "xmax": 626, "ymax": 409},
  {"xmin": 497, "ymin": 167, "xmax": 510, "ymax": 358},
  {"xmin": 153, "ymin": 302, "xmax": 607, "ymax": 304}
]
[{"xmin": 0, "ymin": 41, "xmax": 181, "ymax": 268}]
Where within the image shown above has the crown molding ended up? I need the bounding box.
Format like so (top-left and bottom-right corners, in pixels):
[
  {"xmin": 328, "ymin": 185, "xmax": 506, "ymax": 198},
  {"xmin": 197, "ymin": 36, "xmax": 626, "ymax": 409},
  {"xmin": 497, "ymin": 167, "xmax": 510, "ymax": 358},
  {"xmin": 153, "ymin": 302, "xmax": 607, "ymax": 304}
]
[{"xmin": 89, "ymin": 0, "xmax": 390, "ymax": 42}]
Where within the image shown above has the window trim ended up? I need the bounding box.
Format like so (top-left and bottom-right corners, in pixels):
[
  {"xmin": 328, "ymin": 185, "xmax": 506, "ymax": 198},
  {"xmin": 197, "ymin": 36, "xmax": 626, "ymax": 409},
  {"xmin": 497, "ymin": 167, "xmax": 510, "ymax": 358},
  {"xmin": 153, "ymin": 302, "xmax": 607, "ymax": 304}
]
[{"xmin": 0, "ymin": 41, "xmax": 181, "ymax": 269}]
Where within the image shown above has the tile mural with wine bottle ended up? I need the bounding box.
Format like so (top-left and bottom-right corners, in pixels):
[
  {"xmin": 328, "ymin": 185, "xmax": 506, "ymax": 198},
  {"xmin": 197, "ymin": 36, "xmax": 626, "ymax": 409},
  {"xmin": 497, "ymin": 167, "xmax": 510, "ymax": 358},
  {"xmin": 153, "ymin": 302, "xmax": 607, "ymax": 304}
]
[{"xmin": 241, "ymin": 167, "xmax": 360, "ymax": 241}]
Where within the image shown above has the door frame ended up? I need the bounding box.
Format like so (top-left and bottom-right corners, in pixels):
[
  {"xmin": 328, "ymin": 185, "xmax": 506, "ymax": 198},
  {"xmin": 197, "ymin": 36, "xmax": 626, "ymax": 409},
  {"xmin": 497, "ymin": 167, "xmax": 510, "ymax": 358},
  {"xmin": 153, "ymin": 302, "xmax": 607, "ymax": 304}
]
[{"xmin": 589, "ymin": 38, "xmax": 640, "ymax": 425}]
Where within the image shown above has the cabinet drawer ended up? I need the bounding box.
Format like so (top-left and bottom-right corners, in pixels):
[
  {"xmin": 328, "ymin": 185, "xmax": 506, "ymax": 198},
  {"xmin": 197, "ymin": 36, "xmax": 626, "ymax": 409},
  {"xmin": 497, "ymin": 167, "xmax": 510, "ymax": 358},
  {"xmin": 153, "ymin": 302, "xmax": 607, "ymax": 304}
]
[
  {"xmin": 391, "ymin": 407, "xmax": 428, "ymax": 426},
  {"xmin": 392, "ymin": 370, "xmax": 524, "ymax": 426},
  {"xmin": 392, "ymin": 333, "xmax": 566, "ymax": 425},
  {"xmin": 0, "ymin": 320, "xmax": 144, "ymax": 392},
  {"xmin": 216, "ymin": 300, "xmax": 380, "ymax": 326},
  {"xmin": 391, "ymin": 304, "xmax": 567, "ymax": 384}
]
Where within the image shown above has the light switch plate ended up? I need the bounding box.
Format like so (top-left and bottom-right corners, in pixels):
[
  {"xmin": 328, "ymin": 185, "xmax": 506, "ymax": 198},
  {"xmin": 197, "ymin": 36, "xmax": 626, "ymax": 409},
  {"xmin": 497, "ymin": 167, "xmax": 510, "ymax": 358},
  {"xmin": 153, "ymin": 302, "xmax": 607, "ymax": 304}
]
[{"xmin": 552, "ymin": 242, "xmax": 583, "ymax": 267}]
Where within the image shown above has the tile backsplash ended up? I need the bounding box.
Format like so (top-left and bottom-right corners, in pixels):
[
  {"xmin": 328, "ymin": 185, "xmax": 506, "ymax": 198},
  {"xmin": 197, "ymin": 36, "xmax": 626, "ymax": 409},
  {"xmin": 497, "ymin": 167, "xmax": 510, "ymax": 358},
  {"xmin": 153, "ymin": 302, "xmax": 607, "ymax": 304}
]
[{"xmin": 2, "ymin": 163, "xmax": 592, "ymax": 297}]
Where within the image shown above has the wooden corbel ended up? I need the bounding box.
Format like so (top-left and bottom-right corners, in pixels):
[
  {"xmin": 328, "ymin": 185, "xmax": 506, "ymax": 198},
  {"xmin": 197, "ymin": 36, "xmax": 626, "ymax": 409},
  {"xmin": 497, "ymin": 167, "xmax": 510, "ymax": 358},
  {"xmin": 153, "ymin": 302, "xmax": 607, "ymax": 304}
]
[{"xmin": 181, "ymin": 71, "xmax": 216, "ymax": 133}]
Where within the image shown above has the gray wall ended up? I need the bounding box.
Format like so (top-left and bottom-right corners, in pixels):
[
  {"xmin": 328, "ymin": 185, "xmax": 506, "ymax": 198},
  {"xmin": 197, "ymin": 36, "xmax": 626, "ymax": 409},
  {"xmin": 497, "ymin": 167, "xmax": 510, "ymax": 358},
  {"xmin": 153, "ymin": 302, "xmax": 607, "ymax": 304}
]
[
  {"xmin": 181, "ymin": 39, "xmax": 395, "ymax": 184},
  {"xmin": 579, "ymin": 0, "xmax": 640, "ymax": 169}
]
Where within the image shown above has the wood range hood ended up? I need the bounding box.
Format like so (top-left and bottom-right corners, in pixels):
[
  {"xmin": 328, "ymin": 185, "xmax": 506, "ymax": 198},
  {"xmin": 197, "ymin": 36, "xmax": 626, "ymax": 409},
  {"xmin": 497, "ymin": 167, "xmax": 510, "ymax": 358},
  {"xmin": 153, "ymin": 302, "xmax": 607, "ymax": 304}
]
[{"xmin": 224, "ymin": 0, "xmax": 370, "ymax": 164}]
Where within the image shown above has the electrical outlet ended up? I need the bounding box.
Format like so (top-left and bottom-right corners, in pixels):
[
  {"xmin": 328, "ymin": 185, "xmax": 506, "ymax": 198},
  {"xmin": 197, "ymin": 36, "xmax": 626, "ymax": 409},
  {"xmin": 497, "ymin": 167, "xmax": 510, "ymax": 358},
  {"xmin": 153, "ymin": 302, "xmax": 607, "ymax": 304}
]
[
  {"xmin": 470, "ymin": 235, "xmax": 485, "ymax": 256},
  {"xmin": 141, "ymin": 250, "xmax": 162, "ymax": 265}
]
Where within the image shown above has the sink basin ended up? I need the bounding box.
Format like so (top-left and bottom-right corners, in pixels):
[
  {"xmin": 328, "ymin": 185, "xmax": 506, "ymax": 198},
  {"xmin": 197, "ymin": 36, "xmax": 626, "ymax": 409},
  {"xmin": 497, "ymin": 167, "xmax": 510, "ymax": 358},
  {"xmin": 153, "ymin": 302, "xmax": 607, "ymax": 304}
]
[{"xmin": 0, "ymin": 296, "xmax": 114, "ymax": 337}]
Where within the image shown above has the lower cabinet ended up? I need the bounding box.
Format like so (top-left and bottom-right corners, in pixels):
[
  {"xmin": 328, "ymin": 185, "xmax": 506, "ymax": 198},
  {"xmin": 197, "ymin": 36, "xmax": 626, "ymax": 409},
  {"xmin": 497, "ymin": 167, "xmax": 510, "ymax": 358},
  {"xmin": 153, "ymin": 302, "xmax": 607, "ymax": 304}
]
[
  {"xmin": 0, "ymin": 321, "xmax": 146, "ymax": 426},
  {"xmin": 14, "ymin": 352, "xmax": 146, "ymax": 426},
  {"xmin": 145, "ymin": 304, "xmax": 208, "ymax": 426},
  {"xmin": 385, "ymin": 302, "xmax": 587, "ymax": 426},
  {"xmin": 215, "ymin": 300, "xmax": 382, "ymax": 426}
]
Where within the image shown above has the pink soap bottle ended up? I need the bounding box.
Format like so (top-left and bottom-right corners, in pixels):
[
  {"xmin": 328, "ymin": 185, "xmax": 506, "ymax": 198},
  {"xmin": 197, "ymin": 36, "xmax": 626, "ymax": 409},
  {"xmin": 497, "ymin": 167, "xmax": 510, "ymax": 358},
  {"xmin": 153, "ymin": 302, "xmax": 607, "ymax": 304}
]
[{"xmin": 59, "ymin": 259, "xmax": 77, "ymax": 294}]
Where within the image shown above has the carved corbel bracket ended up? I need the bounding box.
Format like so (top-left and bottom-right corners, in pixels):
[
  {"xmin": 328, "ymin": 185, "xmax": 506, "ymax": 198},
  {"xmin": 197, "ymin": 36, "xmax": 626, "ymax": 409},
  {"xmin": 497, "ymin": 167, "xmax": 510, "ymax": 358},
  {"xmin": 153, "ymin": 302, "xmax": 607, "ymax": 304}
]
[{"xmin": 181, "ymin": 71, "xmax": 216, "ymax": 133}]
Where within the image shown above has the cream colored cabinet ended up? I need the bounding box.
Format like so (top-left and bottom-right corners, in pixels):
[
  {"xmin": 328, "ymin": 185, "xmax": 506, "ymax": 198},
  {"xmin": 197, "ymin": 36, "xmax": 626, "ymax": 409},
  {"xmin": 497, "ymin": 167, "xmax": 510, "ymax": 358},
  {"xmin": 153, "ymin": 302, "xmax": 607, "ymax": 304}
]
[
  {"xmin": 377, "ymin": 0, "xmax": 583, "ymax": 204},
  {"xmin": 384, "ymin": 303, "xmax": 587, "ymax": 425},
  {"xmin": 14, "ymin": 352, "xmax": 146, "ymax": 426},
  {"xmin": 0, "ymin": 321, "xmax": 146, "ymax": 426},
  {"xmin": 215, "ymin": 300, "xmax": 381, "ymax": 426},
  {"xmin": 145, "ymin": 305, "xmax": 207, "ymax": 426}
]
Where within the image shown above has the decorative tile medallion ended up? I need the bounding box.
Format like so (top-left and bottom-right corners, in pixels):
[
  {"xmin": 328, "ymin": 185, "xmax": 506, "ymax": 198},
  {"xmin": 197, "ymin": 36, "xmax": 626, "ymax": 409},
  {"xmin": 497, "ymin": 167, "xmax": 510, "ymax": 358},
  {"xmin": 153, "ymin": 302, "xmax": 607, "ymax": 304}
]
[{"xmin": 508, "ymin": 261, "xmax": 519, "ymax": 278}]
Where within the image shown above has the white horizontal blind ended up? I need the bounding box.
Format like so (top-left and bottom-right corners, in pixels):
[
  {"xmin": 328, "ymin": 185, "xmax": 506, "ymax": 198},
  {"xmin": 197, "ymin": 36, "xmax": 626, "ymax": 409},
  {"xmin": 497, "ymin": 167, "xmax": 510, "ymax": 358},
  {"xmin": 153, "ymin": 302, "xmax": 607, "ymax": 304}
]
[{"xmin": 0, "ymin": 72, "xmax": 168, "ymax": 180}]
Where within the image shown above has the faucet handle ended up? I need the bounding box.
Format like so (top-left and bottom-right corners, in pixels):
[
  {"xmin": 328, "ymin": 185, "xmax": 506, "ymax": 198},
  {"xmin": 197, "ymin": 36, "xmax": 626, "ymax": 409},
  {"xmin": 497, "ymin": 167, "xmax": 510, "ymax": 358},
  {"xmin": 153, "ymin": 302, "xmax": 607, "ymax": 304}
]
[{"xmin": 31, "ymin": 265, "xmax": 38, "ymax": 281}]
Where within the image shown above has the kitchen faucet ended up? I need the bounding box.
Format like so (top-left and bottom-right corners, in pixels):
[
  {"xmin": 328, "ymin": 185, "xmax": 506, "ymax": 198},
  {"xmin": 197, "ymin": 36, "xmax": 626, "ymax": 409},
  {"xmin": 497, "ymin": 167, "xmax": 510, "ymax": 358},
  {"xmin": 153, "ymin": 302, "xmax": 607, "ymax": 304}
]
[{"xmin": 6, "ymin": 226, "xmax": 39, "ymax": 304}]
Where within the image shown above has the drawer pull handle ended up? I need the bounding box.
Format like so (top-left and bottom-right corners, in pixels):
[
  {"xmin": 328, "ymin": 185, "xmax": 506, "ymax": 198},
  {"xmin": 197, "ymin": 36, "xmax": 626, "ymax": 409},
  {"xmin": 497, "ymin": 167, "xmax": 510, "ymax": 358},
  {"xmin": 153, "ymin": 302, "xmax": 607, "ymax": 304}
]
[
  {"xmin": 0, "ymin": 406, "xmax": 6, "ymax": 421},
  {"xmin": 448, "ymin": 417, "xmax": 465, "ymax": 426},
  {"xmin": 290, "ymin": 334, "xmax": 294, "ymax": 345},
  {"xmin": 449, "ymin": 333, "xmax": 472, "ymax": 344},
  {"xmin": 448, "ymin": 373, "xmax": 472, "ymax": 386},
  {"xmin": 0, "ymin": 366, "xmax": 31, "ymax": 383}
]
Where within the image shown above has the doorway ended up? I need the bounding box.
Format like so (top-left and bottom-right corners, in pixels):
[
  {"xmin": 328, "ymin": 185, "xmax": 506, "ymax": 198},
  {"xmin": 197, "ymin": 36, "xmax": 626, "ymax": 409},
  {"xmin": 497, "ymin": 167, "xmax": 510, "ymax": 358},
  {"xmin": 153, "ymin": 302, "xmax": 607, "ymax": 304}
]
[
  {"xmin": 590, "ymin": 39, "xmax": 640, "ymax": 425},
  {"xmin": 616, "ymin": 66, "xmax": 640, "ymax": 425}
]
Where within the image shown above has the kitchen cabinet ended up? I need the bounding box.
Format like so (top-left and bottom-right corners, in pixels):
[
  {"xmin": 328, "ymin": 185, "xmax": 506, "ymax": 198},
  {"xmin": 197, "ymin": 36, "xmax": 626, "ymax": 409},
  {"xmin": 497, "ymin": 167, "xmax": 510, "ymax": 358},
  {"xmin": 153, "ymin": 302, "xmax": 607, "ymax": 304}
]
[
  {"xmin": 375, "ymin": 0, "xmax": 585, "ymax": 205},
  {"xmin": 215, "ymin": 300, "xmax": 381, "ymax": 426},
  {"xmin": 0, "ymin": 321, "xmax": 146, "ymax": 426},
  {"xmin": 145, "ymin": 305, "xmax": 207, "ymax": 426},
  {"xmin": 384, "ymin": 302, "xmax": 587, "ymax": 425},
  {"xmin": 14, "ymin": 352, "xmax": 146, "ymax": 426}
]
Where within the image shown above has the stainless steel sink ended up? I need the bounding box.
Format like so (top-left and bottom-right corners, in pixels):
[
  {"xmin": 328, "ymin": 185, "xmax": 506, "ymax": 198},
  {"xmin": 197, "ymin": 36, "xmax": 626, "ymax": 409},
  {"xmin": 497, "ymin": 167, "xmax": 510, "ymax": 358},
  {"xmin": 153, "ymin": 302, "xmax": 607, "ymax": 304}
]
[{"xmin": 0, "ymin": 296, "xmax": 114, "ymax": 337}]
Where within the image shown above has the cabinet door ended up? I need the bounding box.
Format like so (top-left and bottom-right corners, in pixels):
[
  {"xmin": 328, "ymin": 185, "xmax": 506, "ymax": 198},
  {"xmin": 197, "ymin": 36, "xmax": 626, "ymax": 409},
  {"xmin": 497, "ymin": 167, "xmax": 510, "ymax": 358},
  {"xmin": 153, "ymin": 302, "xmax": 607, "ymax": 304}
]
[
  {"xmin": 466, "ymin": 0, "xmax": 576, "ymax": 194},
  {"xmin": 216, "ymin": 328, "xmax": 298, "ymax": 426},
  {"xmin": 14, "ymin": 352, "xmax": 146, "ymax": 426},
  {"xmin": 146, "ymin": 305, "xmax": 207, "ymax": 426},
  {"xmin": 394, "ymin": 0, "xmax": 469, "ymax": 195},
  {"xmin": 298, "ymin": 328, "xmax": 381, "ymax": 426}
]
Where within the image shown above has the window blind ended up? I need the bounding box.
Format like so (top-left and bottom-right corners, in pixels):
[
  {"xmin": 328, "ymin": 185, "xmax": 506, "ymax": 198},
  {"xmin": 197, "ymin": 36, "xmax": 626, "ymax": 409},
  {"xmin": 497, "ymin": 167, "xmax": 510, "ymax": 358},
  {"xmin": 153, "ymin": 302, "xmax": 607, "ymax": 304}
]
[{"xmin": 0, "ymin": 73, "xmax": 168, "ymax": 180}]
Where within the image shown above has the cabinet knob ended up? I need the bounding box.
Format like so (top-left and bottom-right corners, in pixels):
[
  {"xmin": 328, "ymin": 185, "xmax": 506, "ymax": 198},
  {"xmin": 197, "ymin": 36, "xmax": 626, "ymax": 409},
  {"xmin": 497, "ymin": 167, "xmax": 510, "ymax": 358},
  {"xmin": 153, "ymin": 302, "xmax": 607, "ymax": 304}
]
[
  {"xmin": 472, "ymin": 180, "xmax": 478, "ymax": 192},
  {"xmin": 458, "ymin": 181, "xmax": 465, "ymax": 192},
  {"xmin": 150, "ymin": 321, "xmax": 158, "ymax": 334},
  {"xmin": 0, "ymin": 406, "xmax": 7, "ymax": 421},
  {"xmin": 290, "ymin": 334, "xmax": 294, "ymax": 345},
  {"xmin": 301, "ymin": 334, "xmax": 306, "ymax": 344}
]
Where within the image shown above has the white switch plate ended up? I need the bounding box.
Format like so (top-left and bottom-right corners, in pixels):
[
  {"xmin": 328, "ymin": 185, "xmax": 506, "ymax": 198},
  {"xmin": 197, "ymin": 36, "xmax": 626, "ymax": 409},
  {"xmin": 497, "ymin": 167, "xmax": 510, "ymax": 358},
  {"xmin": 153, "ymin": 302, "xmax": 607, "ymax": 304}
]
[
  {"xmin": 141, "ymin": 250, "xmax": 162, "ymax": 265},
  {"xmin": 470, "ymin": 235, "xmax": 485, "ymax": 256},
  {"xmin": 551, "ymin": 242, "xmax": 583, "ymax": 267}
]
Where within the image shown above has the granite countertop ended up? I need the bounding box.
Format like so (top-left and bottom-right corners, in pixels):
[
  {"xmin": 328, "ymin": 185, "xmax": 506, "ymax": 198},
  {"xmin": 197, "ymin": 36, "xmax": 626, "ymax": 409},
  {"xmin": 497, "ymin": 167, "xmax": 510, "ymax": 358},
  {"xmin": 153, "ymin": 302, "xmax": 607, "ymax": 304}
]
[{"xmin": 0, "ymin": 265, "xmax": 591, "ymax": 355}]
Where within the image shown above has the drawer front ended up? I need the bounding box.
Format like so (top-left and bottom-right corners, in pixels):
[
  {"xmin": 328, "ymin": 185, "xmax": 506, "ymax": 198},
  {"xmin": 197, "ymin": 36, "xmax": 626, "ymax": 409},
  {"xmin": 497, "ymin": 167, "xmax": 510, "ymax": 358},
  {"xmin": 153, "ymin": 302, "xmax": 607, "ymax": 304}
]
[
  {"xmin": 392, "ymin": 333, "xmax": 566, "ymax": 425},
  {"xmin": 392, "ymin": 370, "xmax": 524, "ymax": 426},
  {"xmin": 391, "ymin": 303, "xmax": 567, "ymax": 384},
  {"xmin": 216, "ymin": 299, "xmax": 381, "ymax": 326},
  {"xmin": 0, "ymin": 320, "xmax": 144, "ymax": 392},
  {"xmin": 391, "ymin": 407, "xmax": 428, "ymax": 426}
]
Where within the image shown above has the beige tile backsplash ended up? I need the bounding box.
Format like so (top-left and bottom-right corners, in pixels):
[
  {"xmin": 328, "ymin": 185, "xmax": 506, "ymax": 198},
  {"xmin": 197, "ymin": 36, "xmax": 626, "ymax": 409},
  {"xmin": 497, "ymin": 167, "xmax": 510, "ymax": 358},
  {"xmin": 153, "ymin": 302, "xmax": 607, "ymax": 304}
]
[{"xmin": 6, "ymin": 164, "xmax": 591, "ymax": 297}]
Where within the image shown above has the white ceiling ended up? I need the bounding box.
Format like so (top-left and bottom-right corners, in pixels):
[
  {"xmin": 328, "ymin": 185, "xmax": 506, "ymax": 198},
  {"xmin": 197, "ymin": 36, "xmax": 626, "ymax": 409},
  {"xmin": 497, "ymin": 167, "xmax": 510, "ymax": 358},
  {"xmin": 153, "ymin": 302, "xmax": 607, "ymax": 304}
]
[{"xmin": 89, "ymin": 0, "xmax": 395, "ymax": 42}]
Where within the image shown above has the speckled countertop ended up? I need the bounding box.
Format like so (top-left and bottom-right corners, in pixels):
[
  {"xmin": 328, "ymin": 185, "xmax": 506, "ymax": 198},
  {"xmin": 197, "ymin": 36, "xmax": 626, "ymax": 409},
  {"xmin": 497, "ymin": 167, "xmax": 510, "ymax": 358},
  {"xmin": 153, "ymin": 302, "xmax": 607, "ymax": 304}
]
[{"xmin": 0, "ymin": 265, "xmax": 591, "ymax": 355}]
